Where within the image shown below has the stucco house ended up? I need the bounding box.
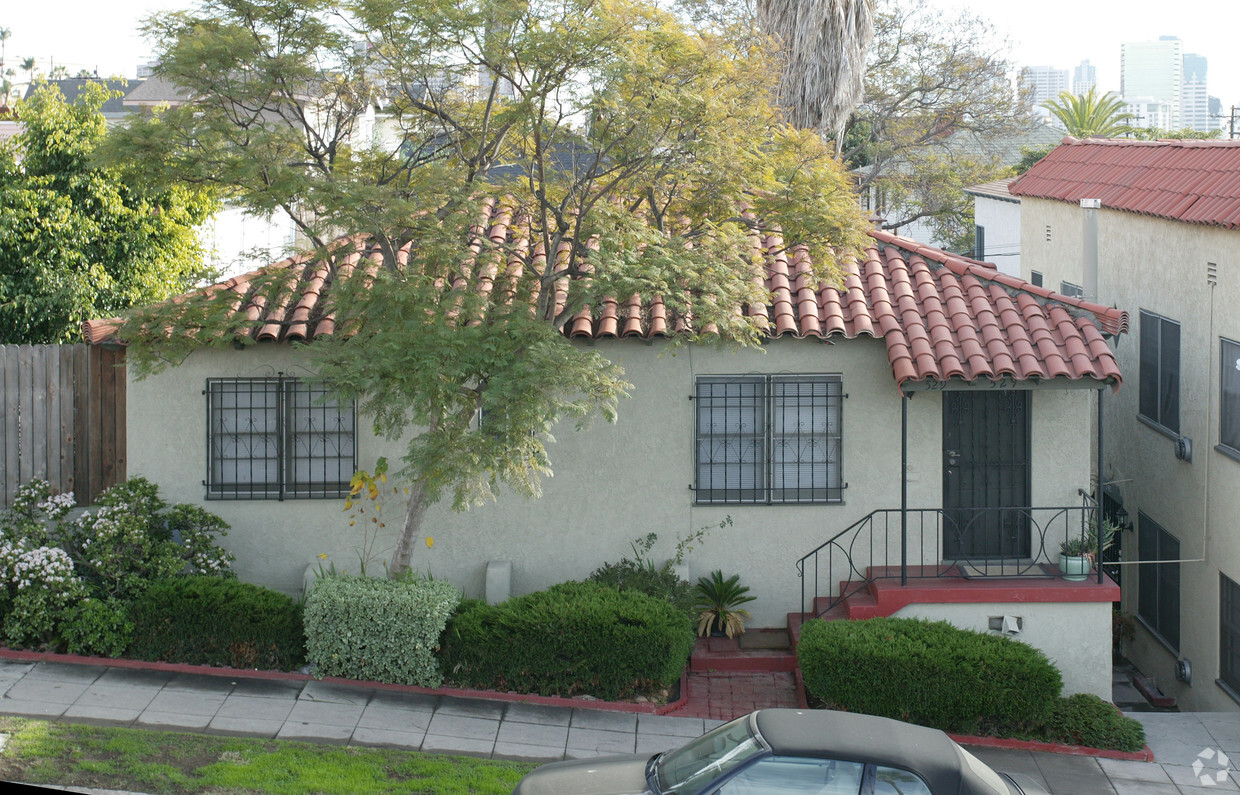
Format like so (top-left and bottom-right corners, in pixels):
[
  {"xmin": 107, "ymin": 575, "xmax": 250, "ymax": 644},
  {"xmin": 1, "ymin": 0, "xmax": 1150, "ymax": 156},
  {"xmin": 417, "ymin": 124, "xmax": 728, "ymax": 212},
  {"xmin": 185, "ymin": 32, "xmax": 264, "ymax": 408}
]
[
  {"xmin": 85, "ymin": 222, "xmax": 1127, "ymax": 698},
  {"xmin": 1010, "ymin": 137, "xmax": 1240, "ymax": 710},
  {"xmin": 964, "ymin": 178, "xmax": 1021, "ymax": 279}
]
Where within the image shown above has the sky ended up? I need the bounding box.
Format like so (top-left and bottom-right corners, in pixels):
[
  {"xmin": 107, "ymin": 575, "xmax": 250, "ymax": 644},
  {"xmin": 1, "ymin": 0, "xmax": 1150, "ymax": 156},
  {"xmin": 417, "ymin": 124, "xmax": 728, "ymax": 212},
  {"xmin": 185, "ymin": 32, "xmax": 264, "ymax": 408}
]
[{"xmin": 2, "ymin": 0, "xmax": 1238, "ymax": 117}]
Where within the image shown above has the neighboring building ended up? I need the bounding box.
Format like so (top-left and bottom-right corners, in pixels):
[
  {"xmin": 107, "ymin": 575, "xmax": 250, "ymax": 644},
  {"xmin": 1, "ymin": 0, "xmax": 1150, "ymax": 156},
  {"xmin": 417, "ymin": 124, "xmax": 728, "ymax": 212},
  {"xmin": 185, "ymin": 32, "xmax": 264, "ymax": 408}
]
[
  {"xmin": 1073, "ymin": 60, "xmax": 1097, "ymax": 96},
  {"xmin": 1011, "ymin": 138, "xmax": 1240, "ymax": 711},
  {"xmin": 1123, "ymin": 98, "xmax": 1175, "ymax": 131},
  {"xmin": 1021, "ymin": 66, "xmax": 1070, "ymax": 122},
  {"xmin": 85, "ymin": 220, "xmax": 1127, "ymax": 699},
  {"xmin": 1182, "ymin": 54, "xmax": 1210, "ymax": 133},
  {"xmin": 964, "ymin": 177, "xmax": 1021, "ymax": 278},
  {"xmin": 23, "ymin": 78, "xmax": 142, "ymax": 125},
  {"xmin": 1121, "ymin": 37, "xmax": 1183, "ymax": 128}
]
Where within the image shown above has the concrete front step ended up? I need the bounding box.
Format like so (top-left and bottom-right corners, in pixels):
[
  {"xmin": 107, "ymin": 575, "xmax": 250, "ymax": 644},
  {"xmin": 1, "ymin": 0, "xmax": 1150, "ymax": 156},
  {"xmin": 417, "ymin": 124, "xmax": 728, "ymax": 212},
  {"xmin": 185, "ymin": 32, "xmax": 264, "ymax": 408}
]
[{"xmin": 689, "ymin": 636, "xmax": 796, "ymax": 673}]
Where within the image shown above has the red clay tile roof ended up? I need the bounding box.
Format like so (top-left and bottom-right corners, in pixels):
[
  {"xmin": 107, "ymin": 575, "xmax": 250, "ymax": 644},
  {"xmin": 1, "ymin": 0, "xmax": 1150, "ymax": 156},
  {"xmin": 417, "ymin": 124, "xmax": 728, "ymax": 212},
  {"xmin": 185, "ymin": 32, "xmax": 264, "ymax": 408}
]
[
  {"xmin": 1009, "ymin": 137, "xmax": 1240, "ymax": 228},
  {"xmin": 84, "ymin": 222, "xmax": 1126, "ymax": 393}
]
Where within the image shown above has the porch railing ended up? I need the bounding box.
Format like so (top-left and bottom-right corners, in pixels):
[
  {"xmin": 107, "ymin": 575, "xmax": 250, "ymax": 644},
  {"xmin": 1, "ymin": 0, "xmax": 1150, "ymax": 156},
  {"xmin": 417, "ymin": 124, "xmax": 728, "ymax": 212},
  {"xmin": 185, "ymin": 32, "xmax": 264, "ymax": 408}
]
[{"xmin": 797, "ymin": 494, "xmax": 1101, "ymax": 618}]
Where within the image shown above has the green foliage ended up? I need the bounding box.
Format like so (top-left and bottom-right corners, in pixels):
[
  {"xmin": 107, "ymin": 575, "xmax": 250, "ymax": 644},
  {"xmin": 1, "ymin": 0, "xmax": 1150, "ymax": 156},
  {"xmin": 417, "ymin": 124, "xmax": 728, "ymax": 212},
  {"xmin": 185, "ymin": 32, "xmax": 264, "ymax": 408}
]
[
  {"xmin": 1127, "ymin": 126, "xmax": 1224, "ymax": 141},
  {"xmin": 128, "ymin": 576, "xmax": 306, "ymax": 670},
  {"xmin": 587, "ymin": 522, "xmax": 728, "ymax": 616},
  {"xmin": 798, "ymin": 617, "xmax": 1063, "ymax": 735},
  {"xmin": 1059, "ymin": 518, "xmax": 1119, "ymax": 558},
  {"xmin": 109, "ymin": 0, "xmax": 868, "ymax": 576},
  {"xmin": 62, "ymin": 598, "xmax": 134, "ymax": 658},
  {"xmin": 693, "ymin": 570, "xmax": 755, "ymax": 638},
  {"xmin": 0, "ymin": 541, "xmax": 86, "ymax": 649},
  {"xmin": 1042, "ymin": 87, "xmax": 1134, "ymax": 138},
  {"xmin": 1033, "ymin": 694, "xmax": 1146, "ymax": 752},
  {"xmin": 0, "ymin": 81, "xmax": 214, "ymax": 343},
  {"xmin": 303, "ymin": 574, "xmax": 460, "ymax": 687},
  {"xmin": 440, "ymin": 581, "xmax": 694, "ymax": 700},
  {"xmin": 1014, "ymin": 143, "xmax": 1056, "ymax": 175}
]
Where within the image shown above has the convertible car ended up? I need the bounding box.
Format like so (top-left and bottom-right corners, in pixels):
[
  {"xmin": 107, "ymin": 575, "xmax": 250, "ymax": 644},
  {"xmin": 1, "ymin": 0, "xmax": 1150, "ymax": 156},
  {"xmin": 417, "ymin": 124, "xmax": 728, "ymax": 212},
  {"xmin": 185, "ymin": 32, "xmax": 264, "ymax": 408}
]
[{"xmin": 511, "ymin": 708, "xmax": 1050, "ymax": 794}]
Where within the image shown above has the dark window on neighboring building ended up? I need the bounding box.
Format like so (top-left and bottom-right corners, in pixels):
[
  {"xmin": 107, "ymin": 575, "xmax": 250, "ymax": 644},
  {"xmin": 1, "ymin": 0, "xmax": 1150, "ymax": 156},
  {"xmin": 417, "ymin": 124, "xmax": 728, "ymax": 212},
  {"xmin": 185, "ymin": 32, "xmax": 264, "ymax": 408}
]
[
  {"xmin": 974, "ymin": 225, "xmax": 985, "ymax": 260},
  {"xmin": 1221, "ymin": 573, "xmax": 1240, "ymax": 697},
  {"xmin": 695, "ymin": 375, "xmax": 842, "ymax": 504},
  {"xmin": 1031, "ymin": 271, "xmax": 1043, "ymax": 287},
  {"xmin": 1139, "ymin": 310, "xmax": 1181, "ymax": 433},
  {"xmin": 1138, "ymin": 512, "xmax": 1180, "ymax": 650},
  {"xmin": 1221, "ymin": 338, "xmax": 1240, "ymax": 455},
  {"xmin": 206, "ymin": 377, "xmax": 355, "ymax": 499},
  {"xmin": 1059, "ymin": 281, "xmax": 1084, "ymax": 298}
]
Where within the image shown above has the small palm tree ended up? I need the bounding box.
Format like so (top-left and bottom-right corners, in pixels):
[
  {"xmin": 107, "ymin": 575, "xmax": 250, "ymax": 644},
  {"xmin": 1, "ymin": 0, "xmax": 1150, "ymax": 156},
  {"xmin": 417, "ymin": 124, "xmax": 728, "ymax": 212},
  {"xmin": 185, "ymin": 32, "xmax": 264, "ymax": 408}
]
[
  {"xmin": 1042, "ymin": 87, "xmax": 1135, "ymax": 138},
  {"xmin": 693, "ymin": 570, "xmax": 757, "ymax": 638}
]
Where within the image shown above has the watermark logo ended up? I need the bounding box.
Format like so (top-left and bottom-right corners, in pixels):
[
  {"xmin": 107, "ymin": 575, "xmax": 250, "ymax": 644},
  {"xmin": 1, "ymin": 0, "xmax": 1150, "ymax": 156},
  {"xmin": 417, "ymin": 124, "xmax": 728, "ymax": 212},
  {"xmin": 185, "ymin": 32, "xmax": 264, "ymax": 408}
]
[{"xmin": 1192, "ymin": 748, "xmax": 1232, "ymax": 787}]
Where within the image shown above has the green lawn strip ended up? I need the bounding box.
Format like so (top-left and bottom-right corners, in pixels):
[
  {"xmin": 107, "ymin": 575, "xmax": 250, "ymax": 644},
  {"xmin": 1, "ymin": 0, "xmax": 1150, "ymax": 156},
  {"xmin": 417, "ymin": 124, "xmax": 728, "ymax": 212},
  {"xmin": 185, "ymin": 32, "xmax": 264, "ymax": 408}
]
[{"xmin": 0, "ymin": 717, "xmax": 535, "ymax": 794}]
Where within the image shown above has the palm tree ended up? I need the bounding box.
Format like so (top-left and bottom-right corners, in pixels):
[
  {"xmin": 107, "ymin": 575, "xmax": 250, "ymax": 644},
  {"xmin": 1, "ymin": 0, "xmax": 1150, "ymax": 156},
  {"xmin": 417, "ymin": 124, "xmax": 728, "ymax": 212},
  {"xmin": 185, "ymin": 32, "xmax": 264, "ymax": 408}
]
[
  {"xmin": 758, "ymin": 0, "xmax": 875, "ymax": 146},
  {"xmin": 1042, "ymin": 87, "xmax": 1135, "ymax": 138}
]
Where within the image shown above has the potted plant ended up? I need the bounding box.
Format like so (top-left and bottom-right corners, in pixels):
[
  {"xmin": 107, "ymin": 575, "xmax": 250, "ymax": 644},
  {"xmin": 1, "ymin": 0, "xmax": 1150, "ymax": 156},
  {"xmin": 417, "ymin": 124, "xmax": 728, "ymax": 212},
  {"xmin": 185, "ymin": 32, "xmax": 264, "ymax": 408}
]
[
  {"xmin": 693, "ymin": 570, "xmax": 756, "ymax": 638},
  {"xmin": 1059, "ymin": 518, "xmax": 1118, "ymax": 582}
]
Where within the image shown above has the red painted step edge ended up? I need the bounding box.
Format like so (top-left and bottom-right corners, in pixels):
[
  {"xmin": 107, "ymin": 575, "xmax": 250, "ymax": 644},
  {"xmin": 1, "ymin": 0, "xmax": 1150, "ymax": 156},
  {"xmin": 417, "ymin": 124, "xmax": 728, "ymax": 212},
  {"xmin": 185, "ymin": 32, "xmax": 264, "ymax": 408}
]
[
  {"xmin": 0, "ymin": 647, "xmax": 690, "ymax": 717},
  {"xmin": 949, "ymin": 733, "xmax": 1155, "ymax": 763}
]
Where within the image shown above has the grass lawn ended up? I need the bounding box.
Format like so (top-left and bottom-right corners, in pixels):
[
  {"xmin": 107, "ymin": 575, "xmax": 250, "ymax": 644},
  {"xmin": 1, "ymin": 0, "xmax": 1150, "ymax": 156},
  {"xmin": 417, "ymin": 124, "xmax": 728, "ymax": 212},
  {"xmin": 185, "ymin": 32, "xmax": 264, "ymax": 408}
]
[{"xmin": 0, "ymin": 717, "xmax": 535, "ymax": 794}]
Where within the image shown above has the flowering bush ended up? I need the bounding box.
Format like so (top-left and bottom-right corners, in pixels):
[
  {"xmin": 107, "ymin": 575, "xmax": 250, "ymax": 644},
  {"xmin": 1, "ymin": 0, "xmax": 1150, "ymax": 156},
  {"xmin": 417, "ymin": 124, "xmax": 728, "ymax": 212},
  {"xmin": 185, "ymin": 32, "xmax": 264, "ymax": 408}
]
[
  {"xmin": 62, "ymin": 598, "xmax": 135, "ymax": 658},
  {"xmin": 165, "ymin": 505, "xmax": 235, "ymax": 576},
  {"xmin": 0, "ymin": 479, "xmax": 75, "ymax": 547},
  {"xmin": 64, "ymin": 506, "xmax": 186, "ymax": 599},
  {"xmin": 0, "ymin": 539, "xmax": 86, "ymax": 648}
]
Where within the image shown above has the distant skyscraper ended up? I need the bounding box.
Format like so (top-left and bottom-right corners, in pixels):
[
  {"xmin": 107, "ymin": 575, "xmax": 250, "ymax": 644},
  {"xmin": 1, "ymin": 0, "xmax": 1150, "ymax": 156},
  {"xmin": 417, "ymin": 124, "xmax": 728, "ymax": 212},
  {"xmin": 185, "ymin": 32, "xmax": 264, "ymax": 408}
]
[
  {"xmin": 1121, "ymin": 36, "xmax": 1183, "ymax": 128},
  {"xmin": 1073, "ymin": 60, "xmax": 1096, "ymax": 95},
  {"xmin": 1181, "ymin": 54, "xmax": 1209, "ymax": 133},
  {"xmin": 1021, "ymin": 65, "xmax": 1071, "ymax": 121}
]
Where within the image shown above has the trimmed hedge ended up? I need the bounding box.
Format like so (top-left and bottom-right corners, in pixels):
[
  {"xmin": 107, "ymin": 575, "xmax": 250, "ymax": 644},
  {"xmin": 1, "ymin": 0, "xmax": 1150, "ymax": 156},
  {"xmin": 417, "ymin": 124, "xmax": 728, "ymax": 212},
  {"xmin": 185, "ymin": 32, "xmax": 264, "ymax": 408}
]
[
  {"xmin": 798, "ymin": 617, "xmax": 1063, "ymax": 735},
  {"xmin": 127, "ymin": 576, "xmax": 306, "ymax": 671},
  {"xmin": 440, "ymin": 581, "xmax": 695, "ymax": 700},
  {"xmin": 303, "ymin": 575, "xmax": 460, "ymax": 687},
  {"xmin": 1037, "ymin": 694, "xmax": 1146, "ymax": 752}
]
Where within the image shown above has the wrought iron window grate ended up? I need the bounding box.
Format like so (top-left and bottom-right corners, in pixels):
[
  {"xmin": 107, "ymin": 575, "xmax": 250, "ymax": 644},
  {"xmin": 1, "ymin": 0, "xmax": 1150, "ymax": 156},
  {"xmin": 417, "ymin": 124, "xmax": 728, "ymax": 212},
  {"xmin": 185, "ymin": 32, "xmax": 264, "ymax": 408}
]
[
  {"xmin": 206, "ymin": 376, "xmax": 355, "ymax": 499},
  {"xmin": 695, "ymin": 375, "xmax": 842, "ymax": 504}
]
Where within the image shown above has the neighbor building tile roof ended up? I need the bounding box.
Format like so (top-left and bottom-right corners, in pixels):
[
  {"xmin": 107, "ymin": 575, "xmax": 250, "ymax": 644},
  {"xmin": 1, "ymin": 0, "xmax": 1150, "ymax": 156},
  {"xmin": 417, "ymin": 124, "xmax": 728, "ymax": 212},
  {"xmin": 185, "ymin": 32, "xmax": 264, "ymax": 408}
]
[
  {"xmin": 1009, "ymin": 137, "xmax": 1240, "ymax": 228},
  {"xmin": 84, "ymin": 213, "xmax": 1126, "ymax": 393}
]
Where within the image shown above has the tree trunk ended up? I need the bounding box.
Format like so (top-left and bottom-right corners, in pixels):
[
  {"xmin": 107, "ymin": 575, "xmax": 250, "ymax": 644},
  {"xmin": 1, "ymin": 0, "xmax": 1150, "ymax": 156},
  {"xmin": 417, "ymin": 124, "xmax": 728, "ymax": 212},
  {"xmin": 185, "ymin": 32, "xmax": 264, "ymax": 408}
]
[{"xmin": 389, "ymin": 480, "xmax": 430, "ymax": 577}]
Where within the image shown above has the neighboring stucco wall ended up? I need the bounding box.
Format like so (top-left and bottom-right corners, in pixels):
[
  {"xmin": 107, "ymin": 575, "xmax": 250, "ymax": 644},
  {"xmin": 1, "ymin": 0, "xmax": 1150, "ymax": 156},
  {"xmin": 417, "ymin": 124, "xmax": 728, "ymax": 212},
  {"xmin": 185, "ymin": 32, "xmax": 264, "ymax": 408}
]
[
  {"xmin": 894, "ymin": 601, "xmax": 1112, "ymax": 699},
  {"xmin": 126, "ymin": 335, "xmax": 1095, "ymax": 629},
  {"xmin": 972, "ymin": 196, "xmax": 1021, "ymax": 277},
  {"xmin": 1021, "ymin": 197, "xmax": 1240, "ymax": 710}
]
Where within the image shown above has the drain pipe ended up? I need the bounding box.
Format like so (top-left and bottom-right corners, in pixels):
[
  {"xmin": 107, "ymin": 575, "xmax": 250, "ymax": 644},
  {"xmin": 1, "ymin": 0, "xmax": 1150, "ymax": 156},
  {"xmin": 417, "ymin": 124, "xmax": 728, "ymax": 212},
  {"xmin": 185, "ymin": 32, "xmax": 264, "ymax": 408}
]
[
  {"xmin": 1097, "ymin": 385, "xmax": 1104, "ymax": 584},
  {"xmin": 901, "ymin": 393, "xmax": 908, "ymax": 587}
]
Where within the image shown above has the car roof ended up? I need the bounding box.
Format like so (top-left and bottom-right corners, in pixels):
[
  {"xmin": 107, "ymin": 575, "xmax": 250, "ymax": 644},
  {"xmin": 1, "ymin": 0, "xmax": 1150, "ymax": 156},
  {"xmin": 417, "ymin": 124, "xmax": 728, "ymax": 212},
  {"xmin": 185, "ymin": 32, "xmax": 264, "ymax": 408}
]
[{"xmin": 752, "ymin": 709, "xmax": 988, "ymax": 795}]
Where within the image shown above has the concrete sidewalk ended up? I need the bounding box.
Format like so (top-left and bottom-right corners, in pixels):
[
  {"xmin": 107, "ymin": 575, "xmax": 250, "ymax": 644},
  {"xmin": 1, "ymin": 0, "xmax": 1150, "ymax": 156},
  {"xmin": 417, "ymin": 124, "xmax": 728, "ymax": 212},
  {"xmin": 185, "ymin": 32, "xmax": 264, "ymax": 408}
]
[{"xmin": 1, "ymin": 658, "xmax": 1239, "ymax": 794}]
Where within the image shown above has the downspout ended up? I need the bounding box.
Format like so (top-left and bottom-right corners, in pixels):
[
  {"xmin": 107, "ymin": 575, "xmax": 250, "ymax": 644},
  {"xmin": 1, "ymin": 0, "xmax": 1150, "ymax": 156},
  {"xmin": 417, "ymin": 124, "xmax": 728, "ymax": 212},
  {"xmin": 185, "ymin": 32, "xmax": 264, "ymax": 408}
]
[{"xmin": 1097, "ymin": 385, "xmax": 1104, "ymax": 584}]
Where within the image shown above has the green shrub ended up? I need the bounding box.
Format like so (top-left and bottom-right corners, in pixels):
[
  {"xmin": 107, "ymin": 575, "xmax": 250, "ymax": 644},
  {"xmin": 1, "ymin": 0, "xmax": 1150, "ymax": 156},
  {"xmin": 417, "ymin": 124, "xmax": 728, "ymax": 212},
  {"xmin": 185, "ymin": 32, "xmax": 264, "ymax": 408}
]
[
  {"xmin": 62, "ymin": 598, "xmax": 134, "ymax": 658},
  {"xmin": 128, "ymin": 576, "xmax": 305, "ymax": 670},
  {"xmin": 440, "ymin": 581, "xmax": 695, "ymax": 700},
  {"xmin": 304, "ymin": 575, "xmax": 460, "ymax": 687},
  {"xmin": 588, "ymin": 561, "xmax": 694, "ymax": 616},
  {"xmin": 1037, "ymin": 694, "xmax": 1146, "ymax": 752},
  {"xmin": 798, "ymin": 617, "xmax": 1063, "ymax": 735}
]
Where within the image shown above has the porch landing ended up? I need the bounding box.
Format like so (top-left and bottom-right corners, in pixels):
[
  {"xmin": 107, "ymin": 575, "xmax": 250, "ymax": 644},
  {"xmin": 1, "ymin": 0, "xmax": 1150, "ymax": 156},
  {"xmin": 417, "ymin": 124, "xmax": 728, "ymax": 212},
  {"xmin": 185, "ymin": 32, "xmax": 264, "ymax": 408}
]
[{"xmin": 789, "ymin": 565, "xmax": 1120, "ymax": 644}]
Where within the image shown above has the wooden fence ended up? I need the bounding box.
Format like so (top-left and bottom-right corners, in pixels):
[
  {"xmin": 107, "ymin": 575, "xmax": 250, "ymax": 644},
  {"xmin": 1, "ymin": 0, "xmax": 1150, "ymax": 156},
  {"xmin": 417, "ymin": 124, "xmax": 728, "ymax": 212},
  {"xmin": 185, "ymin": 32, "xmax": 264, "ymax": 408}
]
[{"xmin": 0, "ymin": 344, "xmax": 126, "ymax": 509}]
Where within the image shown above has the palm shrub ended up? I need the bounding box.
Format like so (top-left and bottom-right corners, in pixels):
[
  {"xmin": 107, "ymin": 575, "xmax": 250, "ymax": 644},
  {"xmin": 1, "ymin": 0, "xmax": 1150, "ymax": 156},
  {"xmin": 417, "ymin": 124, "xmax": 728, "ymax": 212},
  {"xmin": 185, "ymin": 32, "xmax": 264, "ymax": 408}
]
[{"xmin": 693, "ymin": 570, "xmax": 756, "ymax": 638}]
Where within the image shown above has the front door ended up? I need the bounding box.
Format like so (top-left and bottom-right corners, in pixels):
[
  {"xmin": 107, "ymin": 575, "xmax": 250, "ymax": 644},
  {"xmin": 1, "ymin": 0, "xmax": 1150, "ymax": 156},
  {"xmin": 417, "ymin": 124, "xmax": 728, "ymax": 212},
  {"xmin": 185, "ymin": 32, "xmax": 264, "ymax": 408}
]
[{"xmin": 942, "ymin": 390, "xmax": 1032, "ymax": 559}]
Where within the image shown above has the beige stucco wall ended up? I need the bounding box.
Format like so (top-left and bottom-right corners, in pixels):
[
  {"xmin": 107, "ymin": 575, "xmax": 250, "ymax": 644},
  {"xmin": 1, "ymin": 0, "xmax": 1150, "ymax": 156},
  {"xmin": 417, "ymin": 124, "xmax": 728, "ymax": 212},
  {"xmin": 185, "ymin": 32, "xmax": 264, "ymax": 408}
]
[
  {"xmin": 895, "ymin": 601, "xmax": 1112, "ymax": 699},
  {"xmin": 126, "ymin": 335, "xmax": 1096, "ymax": 630},
  {"xmin": 1022, "ymin": 196, "xmax": 1240, "ymax": 710}
]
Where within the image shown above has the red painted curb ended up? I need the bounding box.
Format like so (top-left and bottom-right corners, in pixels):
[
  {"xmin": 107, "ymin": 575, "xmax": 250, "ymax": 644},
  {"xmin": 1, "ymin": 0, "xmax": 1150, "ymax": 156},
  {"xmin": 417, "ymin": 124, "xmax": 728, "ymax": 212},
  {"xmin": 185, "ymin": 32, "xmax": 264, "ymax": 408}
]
[
  {"xmin": 0, "ymin": 647, "xmax": 686, "ymax": 716},
  {"xmin": 948, "ymin": 733, "xmax": 1155, "ymax": 762}
]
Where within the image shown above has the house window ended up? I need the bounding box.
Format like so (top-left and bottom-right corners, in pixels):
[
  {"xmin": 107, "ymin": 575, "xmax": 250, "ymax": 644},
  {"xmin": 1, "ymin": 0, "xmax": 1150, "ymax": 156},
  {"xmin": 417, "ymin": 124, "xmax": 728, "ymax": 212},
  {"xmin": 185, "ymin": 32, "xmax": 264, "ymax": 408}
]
[
  {"xmin": 1031, "ymin": 271, "xmax": 1043, "ymax": 287},
  {"xmin": 1221, "ymin": 574, "xmax": 1240, "ymax": 697},
  {"xmin": 1138, "ymin": 512, "xmax": 1180, "ymax": 650},
  {"xmin": 1059, "ymin": 281, "xmax": 1084, "ymax": 299},
  {"xmin": 1221, "ymin": 338, "xmax": 1240, "ymax": 455},
  {"xmin": 973, "ymin": 225, "xmax": 985, "ymax": 260},
  {"xmin": 694, "ymin": 375, "xmax": 842, "ymax": 504},
  {"xmin": 1139, "ymin": 310, "xmax": 1180, "ymax": 434},
  {"xmin": 206, "ymin": 377, "xmax": 355, "ymax": 499}
]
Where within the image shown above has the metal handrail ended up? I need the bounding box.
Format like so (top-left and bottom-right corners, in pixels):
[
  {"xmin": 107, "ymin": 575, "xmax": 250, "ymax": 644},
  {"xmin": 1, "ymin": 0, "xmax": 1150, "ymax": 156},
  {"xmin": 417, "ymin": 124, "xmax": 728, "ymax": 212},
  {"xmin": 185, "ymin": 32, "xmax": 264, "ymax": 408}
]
[{"xmin": 797, "ymin": 497, "xmax": 1103, "ymax": 618}]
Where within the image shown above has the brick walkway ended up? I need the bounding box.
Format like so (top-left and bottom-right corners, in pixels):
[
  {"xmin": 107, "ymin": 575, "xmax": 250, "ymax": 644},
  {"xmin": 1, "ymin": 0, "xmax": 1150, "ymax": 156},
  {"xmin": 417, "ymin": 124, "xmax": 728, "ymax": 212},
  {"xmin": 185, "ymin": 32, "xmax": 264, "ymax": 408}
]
[{"xmin": 666, "ymin": 670, "xmax": 801, "ymax": 721}]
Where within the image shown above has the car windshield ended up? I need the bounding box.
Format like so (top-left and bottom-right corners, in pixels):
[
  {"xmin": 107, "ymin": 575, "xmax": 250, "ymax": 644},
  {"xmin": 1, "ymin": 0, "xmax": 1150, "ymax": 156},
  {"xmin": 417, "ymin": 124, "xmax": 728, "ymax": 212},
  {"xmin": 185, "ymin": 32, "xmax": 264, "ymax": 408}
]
[{"xmin": 656, "ymin": 715, "xmax": 767, "ymax": 795}]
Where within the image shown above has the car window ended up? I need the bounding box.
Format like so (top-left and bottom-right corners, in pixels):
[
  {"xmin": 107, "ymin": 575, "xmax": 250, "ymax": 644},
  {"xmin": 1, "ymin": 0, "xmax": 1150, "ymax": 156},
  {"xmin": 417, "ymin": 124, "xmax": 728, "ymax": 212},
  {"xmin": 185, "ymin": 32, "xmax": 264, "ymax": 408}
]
[
  {"xmin": 873, "ymin": 765, "xmax": 932, "ymax": 795},
  {"xmin": 715, "ymin": 756, "xmax": 864, "ymax": 795},
  {"xmin": 658, "ymin": 716, "xmax": 766, "ymax": 795}
]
